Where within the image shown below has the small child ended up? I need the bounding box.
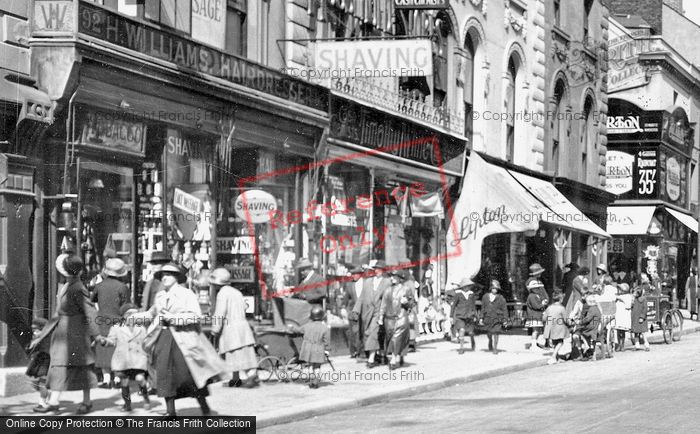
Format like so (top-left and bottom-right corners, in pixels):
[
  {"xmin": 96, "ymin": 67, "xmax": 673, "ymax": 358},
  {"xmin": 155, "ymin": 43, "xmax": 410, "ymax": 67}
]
[
  {"xmin": 98, "ymin": 303, "xmax": 150, "ymax": 411},
  {"xmin": 26, "ymin": 318, "xmax": 51, "ymax": 412},
  {"xmin": 299, "ymin": 305, "xmax": 330, "ymax": 389}
]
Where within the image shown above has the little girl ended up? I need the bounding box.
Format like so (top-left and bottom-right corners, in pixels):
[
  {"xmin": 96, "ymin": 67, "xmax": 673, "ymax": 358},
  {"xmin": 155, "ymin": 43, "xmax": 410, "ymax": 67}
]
[
  {"xmin": 27, "ymin": 318, "xmax": 51, "ymax": 412},
  {"xmin": 299, "ymin": 305, "xmax": 330, "ymax": 389},
  {"xmin": 98, "ymin": 303, "xmax": 151, "ymax": 411}
]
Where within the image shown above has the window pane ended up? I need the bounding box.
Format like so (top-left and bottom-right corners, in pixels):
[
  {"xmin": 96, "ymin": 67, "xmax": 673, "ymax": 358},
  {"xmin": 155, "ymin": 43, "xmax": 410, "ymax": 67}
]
[
  {"xmin": 161, "ymin": 0, "xmax": 176, "ymax": 28},
  {"xmin": 144, "ymin": 0, "xmax": 159, "ymax": 20},
  {"xmin": 176, "ymin": 0, "xmax": 191, "ymax": 33},
  {"xmin": 226, "ymin": 9, "xmax": 244, "ymax": 56},
  {"xmin": 118, "ymin": 0, "xmax": 138, "ymax": 16}
]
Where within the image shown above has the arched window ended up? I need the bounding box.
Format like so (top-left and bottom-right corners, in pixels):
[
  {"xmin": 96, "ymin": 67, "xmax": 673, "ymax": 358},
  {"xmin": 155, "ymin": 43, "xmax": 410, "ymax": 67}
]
[
  {"xmin": 581, "ymin": 96, "xmax": 596, "ymax": 183},
  {"xmin": 505, "ymin": 56, "xmax": 517, "ymax": 162},
  {"xmin": 551, "ymin": 80, "xmax": 568, "ymax": 176},
  {"xmin": 464, "ymin": 33, "xmax": 476, "ymax": 142},
  {"xmin": 464, "ymin": 28, "xmax": 486, "ymax": 151}
]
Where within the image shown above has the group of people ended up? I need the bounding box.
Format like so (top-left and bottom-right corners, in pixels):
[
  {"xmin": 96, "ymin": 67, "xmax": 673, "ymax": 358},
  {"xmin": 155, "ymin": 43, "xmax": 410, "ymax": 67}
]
[{"xmin": 27, "ymin": 252, "xmax": 266, "ymax": 416}]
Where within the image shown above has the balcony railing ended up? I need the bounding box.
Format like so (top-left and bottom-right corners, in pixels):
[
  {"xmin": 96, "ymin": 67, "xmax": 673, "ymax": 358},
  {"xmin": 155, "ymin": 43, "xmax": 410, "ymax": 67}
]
[{"xmin": 331, "ymin": 77, "xmax": 465, "ymax": 137}]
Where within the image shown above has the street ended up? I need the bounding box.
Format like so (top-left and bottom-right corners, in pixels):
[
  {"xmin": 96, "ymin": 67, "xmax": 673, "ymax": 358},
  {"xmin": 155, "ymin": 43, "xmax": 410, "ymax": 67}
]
[{"xmin": 263, "ymin": 332, "xmax": 700, "ymax": 433}]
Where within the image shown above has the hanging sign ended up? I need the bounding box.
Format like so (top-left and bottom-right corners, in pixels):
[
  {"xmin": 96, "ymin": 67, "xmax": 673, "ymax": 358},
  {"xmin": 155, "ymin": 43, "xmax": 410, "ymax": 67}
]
[
  {"xmin": 315, "ymin": 40, "xmax": 433, "ymax": 77},
  {"xmin": 605, "ymin": 150, "xmax": 634, "ymax": 195},
  {"xmin": 666, "ymin": 156, "xmax": 681, "ymax": 201},
  {"xmin": 230, "ymin": 266, "xmax": 255, "ymax": 283},
  {"xmin": 191, "ymin": 0, "xmax": 227, "ymax": 49},
  {"xmin": 234, "ymin": 190, "xmax": 277, "ymax": 224},
  {"xmin": 216, "ymin": 237, "xmax": 254, "ymax": 254},
  {"xmin": 81, "ymin": 111, "xmax": 146, "ymax": 156},
  {"xmin": 394, "ymin": 0, "xmax": 449, "ymax": 9},
  {"xmin": 173, "ymin": 188, "xmax": 202, "ymax": 215}
]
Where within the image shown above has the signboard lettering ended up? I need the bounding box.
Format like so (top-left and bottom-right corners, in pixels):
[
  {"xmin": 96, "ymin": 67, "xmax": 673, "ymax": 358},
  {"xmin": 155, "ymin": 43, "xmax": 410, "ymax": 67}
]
[
  {"xmin": 81, "ymin": 112, "xmax": 146, "ymax": 155},
  {"xmin": 636, "ymin": 149, "xmax": 658, "ymax": 198},
  {"xmin": 605, "ymin": 150, "xmax": 634, "ymax": 195},
  {"xmin": 315, "ymin": 40, "xmax": 432, "ymax": 77},
  {"xmin": 191, "ymin": 0, "xmax": 226, "ymax": 50},
  {"xmin": 216, "ymin": 237, "xmax": 254, "ymax": 254},
  {"xmin": 606, "ymin": 116, "xmax": 641, "ymax": 133},
  {"xmin": 78, "ymin": 2, "xmax": 327, "ymax": 112},
  {"xmin": 229, "ymin": 266, "xmax": 255, "ymax": 283},
  {"xmin": 173, "ymin": 188, "xmax": 202, "ymax": 215},
  {"xmin": 394, "ymin": 0, "xmax": 449, "ymax": 9},
  {"xmin": 34, "ymin": 1, "xmax": 74, "ymax": 33}
]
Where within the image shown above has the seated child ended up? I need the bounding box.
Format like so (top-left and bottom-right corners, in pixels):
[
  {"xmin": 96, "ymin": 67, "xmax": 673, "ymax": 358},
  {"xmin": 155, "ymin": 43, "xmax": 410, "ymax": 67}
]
[
  {"xmin": 27, "ymin": 317, "xmax": 51, "ymax": 412},
  {"xmin": 579, "ymin": 295, "xmax": 602, "ymax": 360},
  {"xmin": 299, "ymin": 305, "xmax": 331, "ymax": 389},
  {"xmin": 98, "ymin": 303, "xmax": 150, "ymax": 411}
]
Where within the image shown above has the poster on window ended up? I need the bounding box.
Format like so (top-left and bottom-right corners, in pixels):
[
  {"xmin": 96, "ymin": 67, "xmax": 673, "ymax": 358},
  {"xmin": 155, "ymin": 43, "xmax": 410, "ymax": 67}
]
[{"xmin": 191, "ymin": 0, "xmax": 227, "ymax": 49}]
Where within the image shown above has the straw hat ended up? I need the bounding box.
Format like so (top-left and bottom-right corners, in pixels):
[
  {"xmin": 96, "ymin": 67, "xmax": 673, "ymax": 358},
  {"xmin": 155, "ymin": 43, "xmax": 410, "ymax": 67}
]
[
  {"xmin": 596, "ymin": 264, "xmax": 608, "ymax": 274},
  {"xmin": 490, "ymin": 280, "xmax": 502, "ymax": 290},
  {"xmin": 154, "ymin": 263, "xmax": 186, "ymax": 283},
  {"xmin": 529, "ymin": 263, "xmax": 545, "ymax": 276},
  {"xmin": 390, "ymin": 269, "xmax": 410, "ymax": 281},
  {"xmin": 104, "ymin": 258, "xmax": 128, "ymax": 277}
]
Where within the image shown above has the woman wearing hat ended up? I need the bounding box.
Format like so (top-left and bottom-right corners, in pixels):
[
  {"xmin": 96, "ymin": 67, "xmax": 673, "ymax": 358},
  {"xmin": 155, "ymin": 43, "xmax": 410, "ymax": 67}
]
[
  {"xmin": 378, "ymin": 269, "xmax": 415, "ymax": 369},
  {"xmin": 210, "ymin": 268, "xmax": 258, "ymax": 388},
  {"xmin": 92, "ymin": 258, "xmax": 130, "ymax": 389},
  {"xmin": 481, "ymin": 280, "xmax": 507, "ymax": 354},
  {"xmin": 37, "ymin": 254, "xmax": 100, "ymax": 414},
  {"xmin": 451, "ymin": 278, "xmax": 478, "ymax": 354},
  {"xmin": 133, "ymin": 263, "xmax": 226, "ymax": 416}
]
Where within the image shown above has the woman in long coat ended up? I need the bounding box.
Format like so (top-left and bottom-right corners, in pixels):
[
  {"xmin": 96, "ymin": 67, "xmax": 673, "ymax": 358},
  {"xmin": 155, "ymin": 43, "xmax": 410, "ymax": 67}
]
[
  {"xmin": 210, "ymin": 268, "xmax": 258, "ymax": 388},
  {"xmin": 36, "ymin": 254, "xmax": 99, "ymax": 414},
  {"xmin": 134, "ymin": 263, "xmax": 226, "ymax": 417},
  {"xmin": 481, "ymin": 280, "xmax": 507, "ymax": 354},
  {"xmin": 92, "ymin": 258, "xmax": 130, "ymax": 388},
  {"xmin": 379, "ymin": 270, "xmax": 414, "ymax": 369},
  {"xmin": 352, "ymin": 264, "xmax": 390, "ymax": 368}
]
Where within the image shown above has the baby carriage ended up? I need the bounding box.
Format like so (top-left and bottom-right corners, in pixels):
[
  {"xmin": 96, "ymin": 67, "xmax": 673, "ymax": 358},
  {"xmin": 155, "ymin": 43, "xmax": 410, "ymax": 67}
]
[{"xmin": 596, "ymin": 298, "xmax": 617, "ymax": 359}]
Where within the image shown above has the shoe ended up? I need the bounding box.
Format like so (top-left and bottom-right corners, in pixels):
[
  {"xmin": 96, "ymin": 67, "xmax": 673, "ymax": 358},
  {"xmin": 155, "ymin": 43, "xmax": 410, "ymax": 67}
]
[
  {"xmin": 492, "ymin": 349, "xmax": 498, "ymax": 355},
  {"xmin": 227, "ymin": 379, "xmax": 243, "ymax": 388},
  {"xmin": 121, "ymin": 403, "xmax": 132, "ymax": 412},
  {"xmin": 645, "ymin": 347, "xmax": 650, "ymax": 352},
  {"xmin": 350, "ymin": 353, "xmax": 358, "ymax": 359},
  {"xmin": 33, "ymin": 404, "xmax": 59, "ymax": 413},
  {"xmin": 458, "ymin": 348, "xmax": 465, "ymax": 355},
  {"xmin": 399, "ymin": 357, "xmax": 404, "ymax": 367},
  {"xmin": 524, "ymin": 343, "xmax": 531, "ymax": 350},
  {"xmin": 241, "ymin": 378, "xmax": 259, "ymax": 388},
  {"xmin": 76, "ymin": 403, "xmax": 92, "ymax": 415},
  {"xmin": 547, "ymin": 359, "xmax": 557, "ymax": 365},
  {"xmin": 366, "ymin": 362, "xmax": 378, "ymax": 369}
]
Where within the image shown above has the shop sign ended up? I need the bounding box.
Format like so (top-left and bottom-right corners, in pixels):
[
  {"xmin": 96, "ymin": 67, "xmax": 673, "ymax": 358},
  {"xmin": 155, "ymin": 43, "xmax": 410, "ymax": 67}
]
[
  {"xmin": 315, "ymin": 40, "xmax": 432, "ymax": 77},
  {"xmin": 78, "ymin": 2, "xmax": 328, "ymax": 112},
  {"xmin": 217, "ymin": 237, "xmax": 254, "ymax": 254},
  {"xmin": 81, "ymin": 112, "xmax": 146, "ymax": 156},
  {"xmin": 230, "ymin": 266, "xmax": 255, "ymax": 283},
  {"xmin": 242, "ymin": 295, "xmax": 255, "ymax": 313},
  {"xmin": 394, "ymin": 0, "xmax": 449, "ymax": 9},
  {"xmin": 605, "ymin": 150, "xmax": 634, "ymax": 195},
  {"xmin": 635, "ymin": 149, "xmax": 658, "ymax": 199},
  {"xmin": 191, "ymin": 0, "xmax": 226, "ymax": 50},
  {"xmin": 173, "ymin": 188, "xmax": 202, "ymax": 215},
  {"xmin": 234, "ymin": 190, "xmax": 277, "ymax": 224},
  {"xmin": 608, "ymin": 238, "xmax": 624, "ymax": 253},
  {"xmin": 665, "ymin": 156, "xmax": 681, "ymax": 201},
  {"xmin": 662, "ymin": 108, "xmax": 692, "ymax": 151},
  {"xmin": 33, "ymin": 0, "xmax": 74, "ymax": 33},
  {"xmin": 329, "ymin": 97, "xmax": 466, "ymax": 172}
]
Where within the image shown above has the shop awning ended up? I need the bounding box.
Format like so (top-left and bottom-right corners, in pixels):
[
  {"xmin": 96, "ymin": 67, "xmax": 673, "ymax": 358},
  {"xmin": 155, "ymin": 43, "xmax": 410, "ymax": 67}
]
[
  {"xmin": 508, "ymin": 171, "xmax": 611, "ymax": 239},
  {"xmin": 666, "ymin": 208, "xmax": 699, "ymax": 233},
  {"xmin": 606, "ymin": 206, "xmax": 656, "ymax": 235}
]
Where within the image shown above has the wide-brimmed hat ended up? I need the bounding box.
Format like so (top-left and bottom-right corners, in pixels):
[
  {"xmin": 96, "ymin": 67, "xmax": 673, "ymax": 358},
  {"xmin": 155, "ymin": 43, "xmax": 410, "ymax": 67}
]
[
  {"xmin": 295, "ymin": 258, "xmax": 314, "ymax": 270},
  {"xmin": 209, "ymin": 268, "xmax": 232, "ymax": 286},
  {"xmin": 529, "ymin": 263, "xmax": 545, "ymax": 276},
  {"xmin": 55, "ymin": 253, "xmax": 71, "ymax": 277},
  {"xmin": 490, "ymin": 280, "xmax": 502, "ymax": 290},
  {"xmin": 104, "ymin": 258, "xmax": 128, "ymax": 277},
  {"xmin": 526, "ymin": 279, "xmax": 544, "ymax": 290},
  {"xmin": 148, "ymin": 251, "xmax": 171, "ymax": 264},
  {"xmin": 390, "ymin": 269, "xmax": 410, "ymax": 281},
  {"xmin": 453, "ymin": 277, "xmax": 474, "ymax": 289},
  {"xmin": 596, "ymin": 264, "xmax": 608, "ymax": 273},
  {"xmin": 619, "ymin": 283, "xmax": 630, "ymax": 293},
  {"xmin": 154, "ymin": 263, "xmax": 186, "ymax": 283},
  {"xmin": 369, "ymin": 260, "xmax": 386, "ymax": 270}
]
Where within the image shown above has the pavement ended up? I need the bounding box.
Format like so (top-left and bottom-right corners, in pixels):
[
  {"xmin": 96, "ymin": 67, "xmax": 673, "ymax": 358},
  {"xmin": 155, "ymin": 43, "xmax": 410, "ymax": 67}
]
[
  {"xmin": 2, "ymin": 319, "xmax": 699, "ymax": 429},
  {"xmin": 264, "ymin": 325, "xmax": 700, "ymax": 433}
]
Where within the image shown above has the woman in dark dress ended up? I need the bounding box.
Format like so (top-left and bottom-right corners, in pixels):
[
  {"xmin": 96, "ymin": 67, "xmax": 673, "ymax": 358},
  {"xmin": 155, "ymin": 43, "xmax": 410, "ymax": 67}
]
[
  {"xmin": 36, "ymin": 254, "xmax": 99, "ymax": 414},
  {"xmin": 92, "ymin": 258, "xmax": 130, "ymax": 388},
  {"xmin": 631, "ymin": 287, "xmax": 650, "ymax": 351},
  {"xmin": 481, "ymin": 280, "xmax": 508, "ymax": 354}
]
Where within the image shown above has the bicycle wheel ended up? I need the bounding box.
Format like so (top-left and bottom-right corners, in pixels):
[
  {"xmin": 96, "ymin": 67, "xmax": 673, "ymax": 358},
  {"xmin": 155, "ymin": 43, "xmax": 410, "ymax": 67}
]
[
  {"xmin": 255, "ymin": 343, "xmax": 269, "ymax": 358},
  {"xmin": 672, "ymin": 310, "xmax": 683, "ymax": 342},
  {"xmin": 661, "ymin": 311, "xmax": 674, "ymax": 344},
  {"xmin": 257, "ymin": 356, "xmax": 282, "ymax": 382},
  {"xmin": 285, "ymin": 356, "xmax": 303, "ymax": 382}
]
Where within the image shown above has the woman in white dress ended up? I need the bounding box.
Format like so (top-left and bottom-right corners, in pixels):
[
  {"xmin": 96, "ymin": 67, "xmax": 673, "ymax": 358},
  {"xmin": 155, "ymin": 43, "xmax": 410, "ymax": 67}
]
[{"xmin": 614, "ymin": 283, "xmax": 633, "ymax": 351}]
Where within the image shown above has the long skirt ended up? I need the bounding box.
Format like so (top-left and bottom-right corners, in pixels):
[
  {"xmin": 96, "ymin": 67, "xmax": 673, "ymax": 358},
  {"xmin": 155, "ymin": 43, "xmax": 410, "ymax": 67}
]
[
  {"xmin": 152, "ymin": 328, "xmax": 209, "ymax": 400},
  {"xmin": 46, "ymin": 364, "xmax": 97, "ymax": 391},
  {"xmin": 223, "ymin": 345, "xmax": 257, "ymax": 372},
  {"xmin": 95, "ymin": 318, "xmax": 118, "ymax": 370},
  {"xmin": 384, "ymin": 317, "xmax": 410, "ymax": 356}
]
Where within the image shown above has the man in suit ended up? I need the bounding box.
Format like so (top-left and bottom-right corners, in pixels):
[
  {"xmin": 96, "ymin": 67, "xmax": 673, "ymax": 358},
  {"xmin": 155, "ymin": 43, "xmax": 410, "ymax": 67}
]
[
  {"xmin": 139, "ymin": 251, "xmax": 171, "ymax": 311},
  {"xmin": 293, "ymin": 258, "xmax": 327, "ymax": 304},
  {"xmin": 352, "ymin": 260, "xmax": 391, "ymax": 368},
  {"xmin": 343, "ymin": 265, "xmax": 362, "ymax": 357}
]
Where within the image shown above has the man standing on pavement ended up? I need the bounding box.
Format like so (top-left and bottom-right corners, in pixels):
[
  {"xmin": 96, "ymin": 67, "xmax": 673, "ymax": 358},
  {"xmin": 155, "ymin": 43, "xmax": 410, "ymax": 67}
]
[
  {"xmin": 344, "ymin": 265, "xmax": 363, "ymax": 358},
  {"xmin": 293, "ymin": 258, "xmax": 327, "ymax": 304},
  {"xmin": 139, "ymin": 251, "xmax": 170, "ymax": 311},
  {"xmin": 451, "ymin": 278, "xmax": 477, "ymax": 354},
  {"xmin": 352, "ymin": 260, "xmax": 391, "ymax": 368}
]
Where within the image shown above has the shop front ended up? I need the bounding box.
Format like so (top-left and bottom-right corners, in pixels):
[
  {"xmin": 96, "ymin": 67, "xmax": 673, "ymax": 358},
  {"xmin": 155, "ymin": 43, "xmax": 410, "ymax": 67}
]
[
  {"xmin": 30, "ymin": 0, "xmax": 328, "ymax": 322},
  {"xmin": 605, "ymin": 99, "xmax": 697, "ymax": 301}
]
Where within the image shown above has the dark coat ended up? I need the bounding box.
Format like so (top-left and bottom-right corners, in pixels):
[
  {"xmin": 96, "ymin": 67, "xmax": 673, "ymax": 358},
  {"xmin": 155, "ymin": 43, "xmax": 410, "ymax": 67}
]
[
  {"xmin": 140, "ymin": 278, "xmax": 164, "ymax": 311},
  {"xmin": 631, "ymin": 296, "xmax": 648, "ymax": 334},
  {"xmin": 452, "ymin": 290, "xmax": 477, "ymax": 320},
  {"xmin": 295, "ymin": 271, "xmax": 328, "ymax": 303},
  {"xmin": 526, "ymin": 292, "xmax": 545, "ymax": 321},
  {"xmin": 92, "ymin": 277, "xmax": 130, "ymax": 334},
  {"xmin": 579, "ymin": 304, "xmax": 601, "ymax": 339},
  {"xmin": 343, "ymin": 281, "xmax": 359, "ymax": 312},
  {"xmin": 50, "ymin": 281, "xmax": 100, "ymax": 366},
  {"xmin": 481, "ymin": 293, "xmax": 507, "ymax": 332},
  {"xmin": 353, "ymin": 276, "xmax": 391, "ymax": 352}
]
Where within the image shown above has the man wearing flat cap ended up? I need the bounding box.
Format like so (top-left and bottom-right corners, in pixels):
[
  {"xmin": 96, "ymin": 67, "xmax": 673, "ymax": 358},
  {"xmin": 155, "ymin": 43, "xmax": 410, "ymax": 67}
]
[
  {"xmin": 292, "ymin": 258, "xmax": 327, "ymax": 304},
  {"xmin": 352, "ymin": 260, "xmax": 391, "ymax": 368}
]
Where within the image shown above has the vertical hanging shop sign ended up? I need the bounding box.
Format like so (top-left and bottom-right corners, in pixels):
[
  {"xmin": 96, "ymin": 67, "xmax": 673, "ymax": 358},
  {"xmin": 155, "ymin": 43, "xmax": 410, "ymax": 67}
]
[{"xmin": 191, "ymin": 0, "xmax": 227, "ymax": 49}]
